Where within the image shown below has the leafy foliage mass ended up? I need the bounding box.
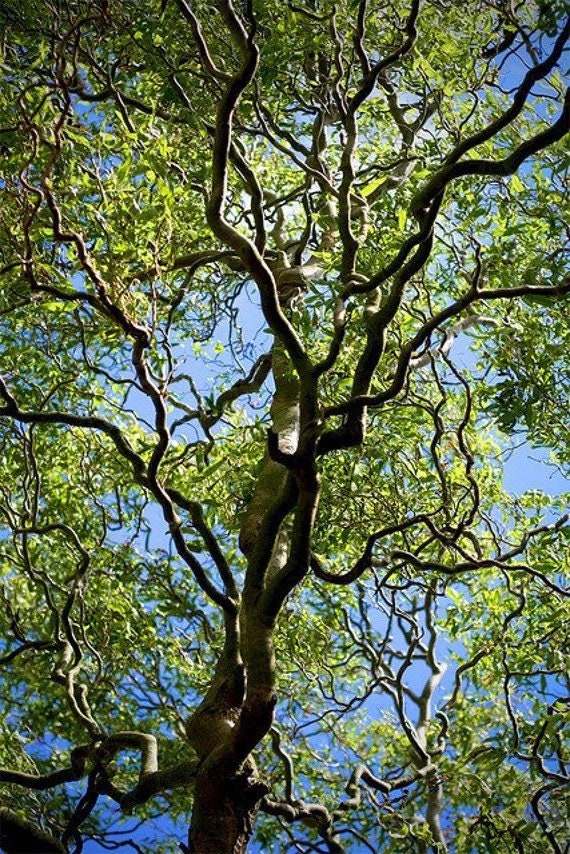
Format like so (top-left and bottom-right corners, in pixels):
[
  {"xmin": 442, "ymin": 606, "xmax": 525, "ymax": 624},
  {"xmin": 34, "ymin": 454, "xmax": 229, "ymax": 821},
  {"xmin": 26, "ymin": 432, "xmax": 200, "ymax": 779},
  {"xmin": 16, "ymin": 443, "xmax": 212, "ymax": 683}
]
[{"xmin": 0, "ymin": 1, "xmax": 568, "ymax": 852}]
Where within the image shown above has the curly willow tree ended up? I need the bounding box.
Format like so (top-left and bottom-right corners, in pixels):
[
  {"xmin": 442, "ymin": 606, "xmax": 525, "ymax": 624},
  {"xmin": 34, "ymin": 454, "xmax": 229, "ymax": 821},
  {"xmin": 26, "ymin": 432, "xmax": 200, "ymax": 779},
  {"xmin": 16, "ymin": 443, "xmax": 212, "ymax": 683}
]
[{"xmin": 0, "ymin": 0, "xmax": 568, "ymax": 851}]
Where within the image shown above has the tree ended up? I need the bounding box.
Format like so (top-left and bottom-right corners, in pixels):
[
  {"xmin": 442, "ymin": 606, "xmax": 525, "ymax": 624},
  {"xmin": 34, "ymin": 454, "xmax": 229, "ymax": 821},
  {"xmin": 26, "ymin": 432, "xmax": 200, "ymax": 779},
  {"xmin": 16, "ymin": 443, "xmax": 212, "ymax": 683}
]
[{"xmin": 0, "ymin": 0, "xmax": 568, "ymax": 851}]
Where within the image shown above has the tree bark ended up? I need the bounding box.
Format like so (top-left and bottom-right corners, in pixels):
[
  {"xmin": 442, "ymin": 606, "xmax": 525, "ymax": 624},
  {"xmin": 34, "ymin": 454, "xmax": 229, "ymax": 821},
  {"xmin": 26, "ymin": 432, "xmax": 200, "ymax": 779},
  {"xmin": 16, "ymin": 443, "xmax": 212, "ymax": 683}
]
[
  {"xmin": 0, "ymin": 808, "xmax": 66, "ymax": 853},
  {"xmin": 188, "ymin": 763, "xmax": 268, "ymax": 854},
  {"xmin": 187, "ymin": 291, "xmax": 303, "ymax": 852}
]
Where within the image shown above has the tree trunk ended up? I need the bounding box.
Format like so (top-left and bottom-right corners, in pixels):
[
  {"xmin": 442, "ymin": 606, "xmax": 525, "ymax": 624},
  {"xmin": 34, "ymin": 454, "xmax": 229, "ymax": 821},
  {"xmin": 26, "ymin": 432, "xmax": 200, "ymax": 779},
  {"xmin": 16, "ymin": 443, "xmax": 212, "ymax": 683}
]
[
  {"xmin": 187, "ymin": 306, "xmax": 301, "ymax": 853},
  {"xmin": 188, "ymin": 764, "xmax": 268, "ymax": 854}
]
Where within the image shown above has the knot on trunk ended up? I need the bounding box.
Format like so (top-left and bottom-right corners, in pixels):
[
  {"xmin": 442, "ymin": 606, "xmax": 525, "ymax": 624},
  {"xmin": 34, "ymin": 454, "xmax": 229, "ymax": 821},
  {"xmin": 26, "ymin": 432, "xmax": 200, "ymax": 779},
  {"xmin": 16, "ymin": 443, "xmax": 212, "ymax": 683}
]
[{"xmin": 185, "ymin": 665, "xmax": 246, "ymax": 756}]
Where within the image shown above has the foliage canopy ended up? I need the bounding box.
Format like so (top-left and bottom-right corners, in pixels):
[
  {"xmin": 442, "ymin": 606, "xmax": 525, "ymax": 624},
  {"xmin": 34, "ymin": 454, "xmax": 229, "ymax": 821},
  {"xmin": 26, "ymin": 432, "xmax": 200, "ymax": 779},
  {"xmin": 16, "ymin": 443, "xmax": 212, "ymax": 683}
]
[{"xmin": 0, "ymin": 1, "xmax": 569, "ymax": 852}]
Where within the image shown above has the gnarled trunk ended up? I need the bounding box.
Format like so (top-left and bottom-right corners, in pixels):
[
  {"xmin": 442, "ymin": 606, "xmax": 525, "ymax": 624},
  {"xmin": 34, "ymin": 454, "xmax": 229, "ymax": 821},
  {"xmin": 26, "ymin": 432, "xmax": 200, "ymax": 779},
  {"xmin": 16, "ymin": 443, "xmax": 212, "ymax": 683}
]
[
  {"xmin": 188, "ymin": 764, "xmax": 268, "ymax": 854},
  {"xmin": 186, "ymin": 303, "xmax": 305, "ymax": 852}
]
